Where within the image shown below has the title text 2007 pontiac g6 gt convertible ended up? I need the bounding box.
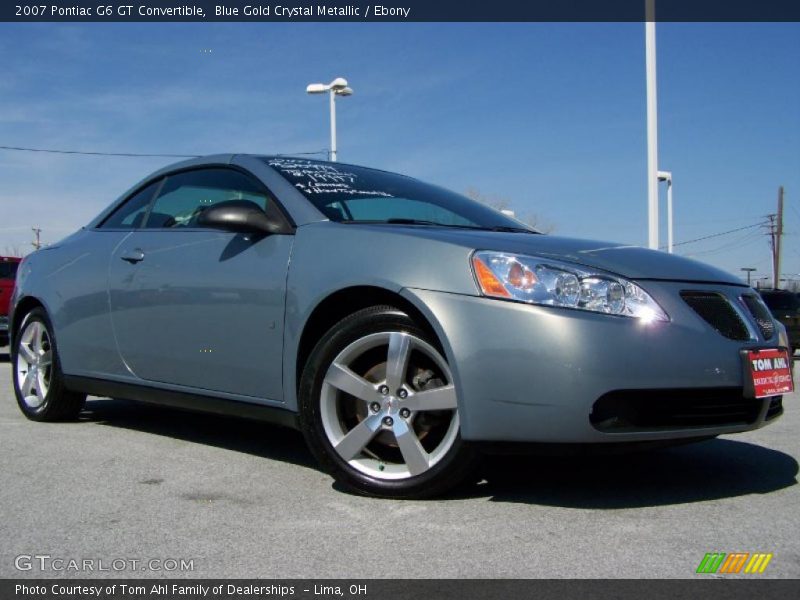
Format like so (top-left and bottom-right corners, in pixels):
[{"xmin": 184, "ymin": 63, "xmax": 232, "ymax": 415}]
[{"xmin": 10, "ymin": 155, "xmax": 793, "ymax": 497}]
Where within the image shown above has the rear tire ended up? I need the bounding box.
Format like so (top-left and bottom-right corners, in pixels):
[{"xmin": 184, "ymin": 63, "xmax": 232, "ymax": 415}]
[
  {"xmin": 298, "ymin": 306, "xmax": 478, "ymax": 499},
  {"xmin": 12, "ymin": 308, "xmax": 86, "ymax": 421}
]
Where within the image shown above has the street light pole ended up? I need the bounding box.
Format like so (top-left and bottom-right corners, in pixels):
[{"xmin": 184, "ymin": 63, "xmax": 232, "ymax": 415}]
[
  {"xmin": 329, "ymin": 89, "xmax": 337, "ymax": 162},
  {"xmin": 645, "ymin": 0, "xmax": 659, "ymax": 250},
  {"xmin": 741, "ymin": 267, "xmax": 756, "ymax": 287},
  {"xmin": 306, "ymin": 77, "xmax": 353, "ymax": 162}
]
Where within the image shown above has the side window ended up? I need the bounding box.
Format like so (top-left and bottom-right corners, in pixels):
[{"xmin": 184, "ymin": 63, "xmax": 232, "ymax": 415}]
[
  {"xmin": 99, "ymin": 180, "xmax": 161, "ymax": 229},
  {"xmin": 0, "ymin": 261, "xmax": 19, "ymax": 280},
  {"xmin": 144, "ymin": 168, "xmax": 273, "ymax": 229},
  {"xmin": 338, "ymin": 197, "xmax": 473, "ymax": 226}
]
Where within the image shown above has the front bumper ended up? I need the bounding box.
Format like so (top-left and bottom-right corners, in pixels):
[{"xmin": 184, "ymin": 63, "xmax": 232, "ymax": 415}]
[{"xmin": 403, "ymin": 281, "xmax": 785, "ymax": 443}]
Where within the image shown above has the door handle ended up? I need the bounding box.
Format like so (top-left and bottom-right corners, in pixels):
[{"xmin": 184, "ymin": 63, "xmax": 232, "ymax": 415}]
[{"xmin": 120, "ymin": 249, "xmax": 145, "ymax": 264}]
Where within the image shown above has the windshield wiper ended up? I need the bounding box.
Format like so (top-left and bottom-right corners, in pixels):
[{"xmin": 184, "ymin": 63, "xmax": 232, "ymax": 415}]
[
  {"xmin": 341, "ymin": 218, "xmax": 478, "ymax": 229},
  {"xmin": 385, "ymin": 218, "xmax": 443, "ymax": 226},
  {"xmin": 483, "ymin": 225, "xmax": 539, "ymax": 234},
  {"xmin": 385, "ymin": 219, "xmax": 538, "ymax": 233},
  {"xmin": 339, "ymin": 219, "xmax": 538, "ymax": 233}
]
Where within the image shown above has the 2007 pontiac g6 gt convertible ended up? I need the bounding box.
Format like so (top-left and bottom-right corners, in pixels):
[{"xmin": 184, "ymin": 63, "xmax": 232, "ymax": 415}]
[{"xmin": 10, "ymin": 155, "xmax": 793, "ymax": 498}]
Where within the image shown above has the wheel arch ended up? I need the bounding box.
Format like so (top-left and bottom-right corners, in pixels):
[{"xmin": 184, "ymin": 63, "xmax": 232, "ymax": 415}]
[
  {"xmin": 10, "ymin": 296, "xmax": 46, "ymax": 349},
  {"xmin": 294, "ymin": 286, "xmax": 443, "ymax": 394}
]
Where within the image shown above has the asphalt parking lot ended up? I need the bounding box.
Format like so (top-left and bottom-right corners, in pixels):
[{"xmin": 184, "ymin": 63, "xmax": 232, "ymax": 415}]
[{"xmin": 0, "ymin": 353, "xmax": 797, "ymax": 579}]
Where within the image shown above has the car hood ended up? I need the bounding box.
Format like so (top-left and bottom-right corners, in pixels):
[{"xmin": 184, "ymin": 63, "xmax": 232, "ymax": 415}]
[{"xmin": 382, "ymin": 226, "xmax": 744, "ymax": 285}]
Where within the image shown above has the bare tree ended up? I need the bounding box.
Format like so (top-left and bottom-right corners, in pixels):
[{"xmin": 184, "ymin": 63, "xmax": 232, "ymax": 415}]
[
  {"xmin": 464, "ymin": 187, "xmax": 555, "ymax": 233},
  {"xmin": 3, "ymin": 245, "xmax": 25, "ymax": 258}
]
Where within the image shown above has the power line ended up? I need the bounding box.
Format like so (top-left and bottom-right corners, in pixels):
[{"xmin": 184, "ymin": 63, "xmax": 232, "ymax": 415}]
[
  {"xmin": 0, "ymin": 144, "xmax": 330, "ymax": 159},
  {"xmin": 789, "ymin": 200, "xmax": 800, "ymax": 222},
  {"xmin": 665, "ymin": 221, "xmax": 767, "ymax": 249},
  {"xmin": 685, "ymin": 230, "xmax": 765, "ymax": 258},
  {"xmin": 684, "ymin": 233, "xmax": 759, "ymax": 257},
  {"xmin": 0, "ymin": 144, "xmax": 199, "ymax": 158},
  {"xmin": 674, "ymin": 215, "xmax": 764, "ymax": 226}
]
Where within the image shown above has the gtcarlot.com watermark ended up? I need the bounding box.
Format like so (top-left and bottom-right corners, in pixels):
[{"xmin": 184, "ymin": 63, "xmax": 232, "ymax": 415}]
[{"xmin": 15, "ymin": 554, "xmax": 194, "ymax": 573}]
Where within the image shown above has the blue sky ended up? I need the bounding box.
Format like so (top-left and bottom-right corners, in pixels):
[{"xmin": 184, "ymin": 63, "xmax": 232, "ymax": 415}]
[{"xmin": 0, "ymin": 23, "xmax": 798, "ymax": 285}]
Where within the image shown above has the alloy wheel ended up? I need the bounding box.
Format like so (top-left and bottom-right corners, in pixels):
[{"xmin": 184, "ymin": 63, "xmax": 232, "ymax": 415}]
[
  {"xmin": 16, "ymin": 320, "xmax": 53, "ymax": 409},
  {"xmin": 320, "ymin": 331, "xmax": 459, "ymax": 480}
]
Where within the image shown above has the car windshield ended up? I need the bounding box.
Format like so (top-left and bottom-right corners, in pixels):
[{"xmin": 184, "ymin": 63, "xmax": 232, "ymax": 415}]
[
  {"xmin": 264, "ymin": 157, "xmax": 536, "ymax": 232},
  {"xmin": 0, "ymin": 261, "xmax": 19, "ymax": 280},
  {"xmin": 760, "ymin": 292, "xmax": 800, "ymax": 311}
]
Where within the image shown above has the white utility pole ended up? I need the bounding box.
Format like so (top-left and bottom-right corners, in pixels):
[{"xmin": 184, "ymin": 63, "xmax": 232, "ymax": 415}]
[
  {"xmin": 306, "ymin": 77, "xmax": 353, "ymax": 162},
  {"xmin": 658, "ymin": 171, "xmax": 673, "ymax": 253},
  {"xmin": 645, "ymin": 0, "xmax": 659, "ymax": 250}
]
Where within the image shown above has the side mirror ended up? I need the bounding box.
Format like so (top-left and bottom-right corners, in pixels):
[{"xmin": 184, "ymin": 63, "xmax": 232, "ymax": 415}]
[{"xmin": 196, "ymin": 200, "xmax": 282, "ymax": 235}]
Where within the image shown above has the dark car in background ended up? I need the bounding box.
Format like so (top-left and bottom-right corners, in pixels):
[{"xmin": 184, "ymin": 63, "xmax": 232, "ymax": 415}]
[
  {"xmin": 758, "ymin": 289, "xmax": 799, "ymax": 356},
  {"xmin": 0, "ymin": 256, "xmax": 21, "ymax": 346}
]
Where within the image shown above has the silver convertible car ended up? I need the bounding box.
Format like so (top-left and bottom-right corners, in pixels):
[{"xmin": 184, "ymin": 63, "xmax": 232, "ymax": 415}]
[{"xmin": 10, "ymin": 155, "xmax": 793, "ymax": 498}]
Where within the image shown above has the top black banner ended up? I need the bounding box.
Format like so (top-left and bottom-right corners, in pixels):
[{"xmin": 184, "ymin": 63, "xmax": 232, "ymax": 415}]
[{"xmin": 4, "ymin": 0, "xmax": 800, "ymax": 22}]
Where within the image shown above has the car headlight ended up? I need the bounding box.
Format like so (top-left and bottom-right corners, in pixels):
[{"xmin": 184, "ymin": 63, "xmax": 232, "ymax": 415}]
[{"xmin": 471, "ymin": 251, "xmax": 669, "ymax": 322}]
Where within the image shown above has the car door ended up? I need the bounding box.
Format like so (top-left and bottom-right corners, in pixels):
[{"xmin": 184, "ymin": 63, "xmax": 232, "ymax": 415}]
[
  {"xmin": 108, "ymin": 166, "xmax": 293, "ymax": 402},
  {"xmin": 42, "ymin": 180, "xmax": 163, "ymax": 380}
]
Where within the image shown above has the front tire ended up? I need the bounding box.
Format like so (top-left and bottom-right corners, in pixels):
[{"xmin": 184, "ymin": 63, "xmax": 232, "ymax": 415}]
[
  {"xmin": 299, "ymin": 306, "xmax": 478, "ymax": 499},
  {"xmin": 12, "ymin": 308, "xmax": 86, "ymax": 421}
]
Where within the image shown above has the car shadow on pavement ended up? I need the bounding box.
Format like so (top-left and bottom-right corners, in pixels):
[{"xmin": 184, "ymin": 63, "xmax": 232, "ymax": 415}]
[
  {"xmin": 472, "ymin": 438, "xmax": 798, "ymax": 508},
  {"xmin": 0, "ymin": 351, "xmax": 9, "ymax": 362},
  {"xmin": 80, "ymin": 398, "xmax": 317, "ymax": 470},
  {"xmin": 72, "ymin": 398, "xmax": 798, "ymax": 506}
]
